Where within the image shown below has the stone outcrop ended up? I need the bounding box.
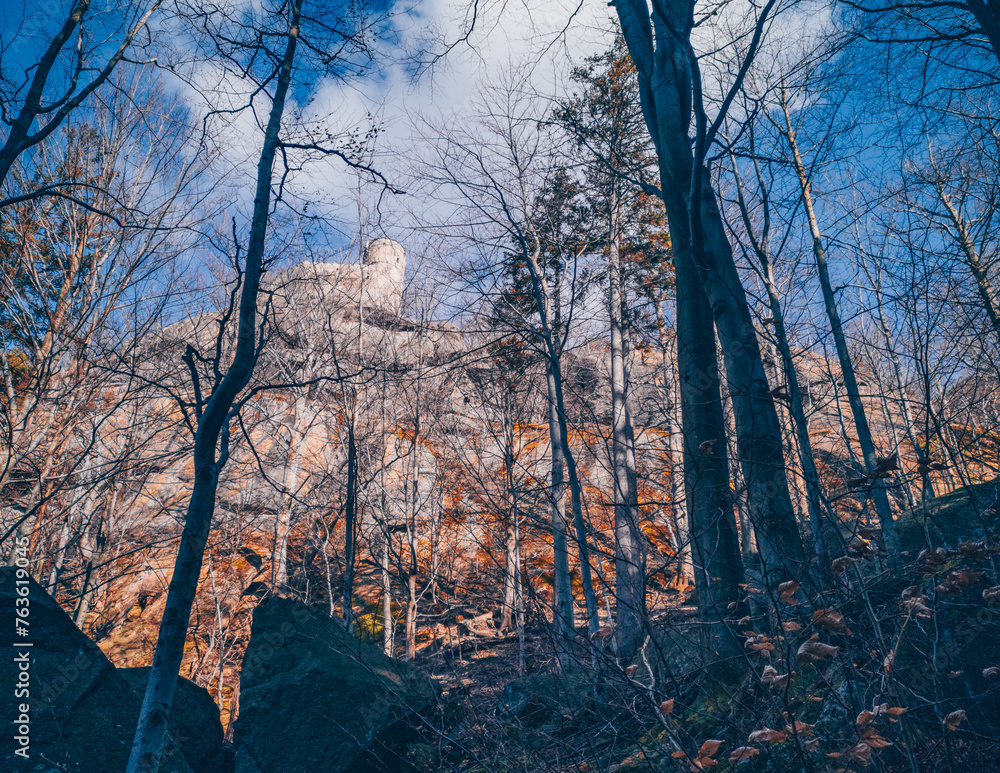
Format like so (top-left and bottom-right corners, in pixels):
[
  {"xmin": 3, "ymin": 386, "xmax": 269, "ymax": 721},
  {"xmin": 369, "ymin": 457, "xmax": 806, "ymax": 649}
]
[
  {"xmin": 270, "ymin": 237, "xmax": 407, "ymax": 324},
  {"xmin": 0, "ymin": 567, "xmax": 221, "ymax": 773},
  {"xmin": 119, "ymin": 667, "xmax": 225, "ymax": 773},
  {"xmin": 232, "ymin": 597, "xmax": 436, "ymax": 773}
]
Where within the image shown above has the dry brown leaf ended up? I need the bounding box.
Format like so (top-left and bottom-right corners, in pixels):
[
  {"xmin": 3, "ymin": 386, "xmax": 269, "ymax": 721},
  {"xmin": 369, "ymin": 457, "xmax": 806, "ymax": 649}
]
[
  {"xmin": 698, "ymin": 739, "xmax": 724, "ymax": 757},
  {"xmin": 831, "ymin": 556, "xmax": 858, "ymax": 574},
  {"xmin": 748, "ymin": 728, "xmax": 788, "ymax": 743},
  {"xmin": 590, "ymin": 625, "xmax": 613, "ymax": 641},
  {"xmin": 796, "ymin": 634, "xmax": 840, "ymax": 664},
  {"xmin": 812, "ymin": 608, "xmax": 852, "ymax": 635},
  {"xmin": 862, "ymin": 731, "xmax": 892, "ymax": 749},
  {"xmin": 781, "ymin": 620, "xmax": 802, "ymax": 631},
  {"xmin": 761, "ymin": 665, "xmax": 778, "ymax": 683},
  {"xmin": 659, "ymin": 699, "xmax": 674, "ymax": 716},
  {"xmin": 857, "ymin": 710, "xmax": 875, "ymax": 726},
  {"xmin": 984, "ymin": 586, "xmax": 1000, "ymax": 602},
  {"xmin": 886, "ymin": 707, "xmax": 907, "ymax": 716},
  {"xmin": 624, "ymin": 664, "xmax": 638, "ymax": 675},
  {"xmin": 984, "ymin": 666, "xmax": 1000, "ymax": 680},
  {"xmin": 848, "ymin": 537, "xmax": 874, "ymax": 556},
  {"xmin": 728, "ymin": 747, "xmax": 759, "ymax": 764},
  {"xmin": 901, "ymin": 596, "xmax": 933, "ymax": 617},
  {"xmin": 783, "ymin": 720, "xmax": 815, "ymax": 737},
  {"xmin": 845, "ymin": 742, "xmax": 872, "ymax": 764},
  {"xmin": 948, "ymin": 671, "xmax": 964, "ymax": 680},
  {"xmin": 804, "ymin": 738, "xmax": 820, "ymax": 751},
  {"xmin": 944, "ymin": 710, "xmax": 967, "ymax": 731}
]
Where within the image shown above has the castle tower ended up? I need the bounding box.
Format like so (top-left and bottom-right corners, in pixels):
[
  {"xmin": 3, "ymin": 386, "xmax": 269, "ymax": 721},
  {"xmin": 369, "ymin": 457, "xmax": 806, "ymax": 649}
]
[{"xmin": 362, "ymin": 238, "xmax": 405, "ymax": 314}]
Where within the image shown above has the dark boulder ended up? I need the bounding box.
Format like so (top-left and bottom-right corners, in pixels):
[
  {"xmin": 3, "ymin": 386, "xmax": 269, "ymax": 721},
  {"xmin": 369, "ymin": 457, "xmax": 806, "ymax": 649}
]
[
  {"xmin": 0, "ymin": 566, "xmax": 208, "ymax": 772},
  {"xmin": 232, "ymin": 597, "xmax": 436, "ymax": 773},
  {"xmin": 119, "ymin": 667, "xmax": 225, "ymax": 773}
]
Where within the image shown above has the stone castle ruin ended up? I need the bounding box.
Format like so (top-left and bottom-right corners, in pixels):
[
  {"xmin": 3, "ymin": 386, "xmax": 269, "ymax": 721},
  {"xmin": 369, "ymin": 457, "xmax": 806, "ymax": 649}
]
[{"xmin": 270, "ymin": 237, "xmax": 407, "ymax": 323}]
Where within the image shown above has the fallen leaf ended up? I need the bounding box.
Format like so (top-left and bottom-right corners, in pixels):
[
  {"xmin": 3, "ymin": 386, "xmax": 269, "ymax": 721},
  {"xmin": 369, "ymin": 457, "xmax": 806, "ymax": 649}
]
[
  {"xmin": 845, "ymin": 742, "xmax": 872, "ymax": 764},
  {"xmin": 812, "ymin": 608, "xmax": 852, "ymax": 635},
  {"xmin": 944, "ymin": 709, "xmax": 967, "ymax": 731},
  {"xmin": 796, "ymin": 635, "xmax": 840, "ymax": 664},
  {"xmin": 748, "ymin": 728, "xmax": 788, "ymax": 743},
  {"xmin": 784, "ymin": 720, "xmax": 815, "ymax": 737},
  {"xmin": 590, "ymin": 625, "xmax": 613, "ymax": 641},
  {"xmin": 984, "ymin": 666, "xmax": 1000, "ymax": 680},
  {"xmin": 728, "ymin": 746, "xmax": 759, "ymax": 764},
  {"xmin": 831, "ymin": 556, "xmax": 858, "ymax": 574},
  {"xmin": 698, "ymin": 739, "xmax": 724, "ymax": 757},
  {"xmin": 659, "ymin": 698, "xmax": 674, "ymax": 716},
  {"xmin": 848, "ymin": 536, "xmax": 873, "ymax": 555}
]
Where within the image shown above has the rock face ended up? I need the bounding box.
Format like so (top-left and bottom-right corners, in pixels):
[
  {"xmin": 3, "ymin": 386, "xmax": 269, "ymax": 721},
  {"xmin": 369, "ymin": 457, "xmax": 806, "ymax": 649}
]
[
  {"xmin": 269, "ymin": 237, "xmax": 407, "ymax": 324},
  {"xmin": 0, "ymin": 567, "xmax": 221, "ymax": 773},
  {"xmin": 232, "ymin": 597, "xmax": 436, "ymax": 773},
  {"xmin": 119, "ymin": 668, "xmax": 225, "ymax": 773}
]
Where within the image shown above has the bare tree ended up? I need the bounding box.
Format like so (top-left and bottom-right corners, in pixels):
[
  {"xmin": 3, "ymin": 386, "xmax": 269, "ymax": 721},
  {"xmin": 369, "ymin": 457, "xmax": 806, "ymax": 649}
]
[{"xmin": 0, "ymin": 0, "xmax": 163, "ymax": 196}]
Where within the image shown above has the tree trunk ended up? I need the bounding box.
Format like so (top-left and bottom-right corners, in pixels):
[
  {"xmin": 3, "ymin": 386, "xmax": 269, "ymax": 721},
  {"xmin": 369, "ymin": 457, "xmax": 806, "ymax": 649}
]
[
  {"xmin": 777, "ymin": 99, "xmax": 901, "ymax": 565},
  {"xmin": 273, "ymin": 440, "xmax": 301, "ymax": 590},
  {"xmin": 614, "ymin": 1, "xmax": 804, "ymax": 585},
  {"xmin": 127, "ymin": 5, "xmax": 301, "ymax": 770},
  {"xmin": 869, "ymin": 272, "xmax": 934, "ymax": 500},
  {"xmin": 609, "ymin": 220, "xmax": 646, "ymax": 660},
  {"xmin": 675, "ymin": 245, "xmax": 747, "ymax": 664},
  {"xmin": 655, "ymin": 299, "xmax": 693, "ymax": 585},
  {"xmin": 342, "ymin": 409, "xmax": 357, "ymax": 630},
  {"xmin": 545, "ymin": 360, "xmax": 576, "ymax": 671},
  {"xmin": 382, "ymin": 529, "xmax": 394, "ymax": 657}
]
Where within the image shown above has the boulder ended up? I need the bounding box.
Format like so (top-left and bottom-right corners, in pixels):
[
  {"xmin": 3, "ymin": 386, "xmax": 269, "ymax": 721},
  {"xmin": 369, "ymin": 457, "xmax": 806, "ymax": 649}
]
[
  {"xmin": 896, "ymin": 477, "xmax": 1000, "ymax": 554},
  {"xmin": 232, "ymin": 597, "xmax": 436, "ymax": 773},
  {"xmin": 119, "ymin": 668, "xmax": 225, "ymax": 773},
  {"xmin": 0, "ymin": 566, "xmax": 206, "ymax": 773}
]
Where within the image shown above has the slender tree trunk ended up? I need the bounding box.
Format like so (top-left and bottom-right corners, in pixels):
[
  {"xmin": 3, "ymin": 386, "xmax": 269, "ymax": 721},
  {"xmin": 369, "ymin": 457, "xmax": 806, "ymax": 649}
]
[
  {"xmin": 777, "ymin": 98, "xmax": 901, "ymax": 565},
  {"xmin": 517, "ymin": 235, "xmax": 599, "ymax": 663},
  {"xmin": 609, "ymin": 220, "xmax": 646, "ymax": 659},
  {"xmin": 75, "ymin": 483, "xmax": 114, "ymax": 627},
  {"xmin": 127, "ymin": 5, "xmax": 301, "ymax": 770},
  {"xmin": 554, "ymin": 378, "xmax": 601, "ymax": 638},
  {"xmin": 382, "ymin": 529, "xmax": 394, "ymax": 657},
  {"xmin": 545, "ymin": 360, "xmax": 576, "ymax": 671},
  {"xmin": 406, "ymin": 465, "xmax": 419, "ymax": 661},
  {"xmin": 655, "ymin": 300, "xmax": 693, "ymax": 585},
  {"xmin": 273, "ymin": 442, "xmax": 301, "ymax": 590},
  {"xmin": 869, "ymin": 274, "xmax": 934, "ymax": 499},
  {"xmin": 47, "ymin": 517, "xmax": 72, "ymax": 589},
  {"xmin": 342, "ymin": 408, "xmax": 357, "ymax": 630},
  {"xmin": 933, "ymin": 183, "xmax": 1000, "ymax": 343}
]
